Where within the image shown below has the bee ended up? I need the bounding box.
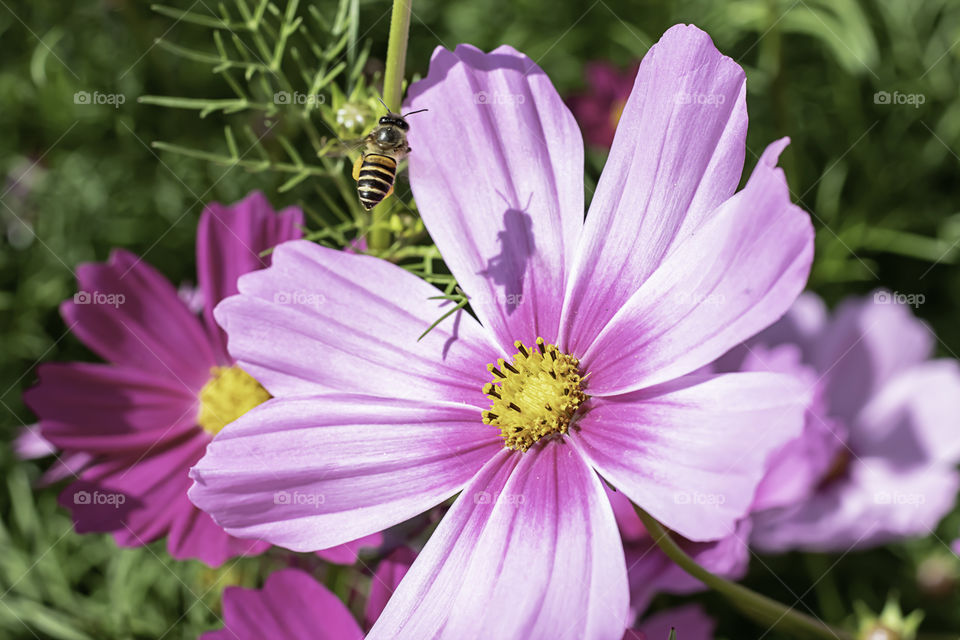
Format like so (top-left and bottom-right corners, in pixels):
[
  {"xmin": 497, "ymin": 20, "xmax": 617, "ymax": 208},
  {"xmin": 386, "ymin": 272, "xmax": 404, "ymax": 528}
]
[{"xmin": 350, "ymin": 103, "xmax": 428, "ymax": 210}]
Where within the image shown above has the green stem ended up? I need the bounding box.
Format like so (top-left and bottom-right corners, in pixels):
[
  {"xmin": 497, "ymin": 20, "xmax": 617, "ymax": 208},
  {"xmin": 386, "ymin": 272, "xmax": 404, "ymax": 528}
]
[
  {"xmin": 633, "ymin": 506, "xmax": 853, "ymax": 640},
  {"xmin": 369, "ymin": 0, "xmax": 412, "ymax": 251}
]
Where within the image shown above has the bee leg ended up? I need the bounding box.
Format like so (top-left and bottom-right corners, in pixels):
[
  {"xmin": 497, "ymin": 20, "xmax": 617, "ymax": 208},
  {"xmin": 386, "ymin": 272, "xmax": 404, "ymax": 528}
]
[{"xmin": 351, "ymin": 156, "xmax": 363, "ymax": 181}]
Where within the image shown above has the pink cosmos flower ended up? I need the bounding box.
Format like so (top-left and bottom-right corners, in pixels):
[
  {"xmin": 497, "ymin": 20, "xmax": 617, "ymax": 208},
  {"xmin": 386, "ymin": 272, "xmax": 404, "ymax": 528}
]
[
  {"xmin": 201, "ymin": 568, "xmax": 363, "ymax": 640},
  {"xmin": 623, "ymin": 604, "xmax": 716, "ymax": 640},
  {"xmin": 719, "ymin": 292, "xmax": 960, "ymax": 552},
  {"xmin": 190, "ymin": 25, "xmax": 813, "ymax": 637},
  {"xmin": 23, "ymin": 191, "xmax": 302, "ymax": 566},
  {"xmin": 567, "ymin": 61, "xmax": 639, "ymax": 147}
]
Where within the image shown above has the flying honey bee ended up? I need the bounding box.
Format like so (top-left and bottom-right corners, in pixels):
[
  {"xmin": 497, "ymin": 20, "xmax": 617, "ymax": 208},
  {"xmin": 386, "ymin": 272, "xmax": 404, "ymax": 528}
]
[{"xmin": 350, "ymin": 102, "xmax": 428, "ymax": 210}]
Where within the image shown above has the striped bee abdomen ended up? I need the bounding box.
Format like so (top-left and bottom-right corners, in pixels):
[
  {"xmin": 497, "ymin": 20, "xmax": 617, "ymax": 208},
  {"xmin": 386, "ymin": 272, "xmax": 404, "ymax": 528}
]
[{"xmin": 356, "ymin": 153, "xmax": 397, "ymax": 210}]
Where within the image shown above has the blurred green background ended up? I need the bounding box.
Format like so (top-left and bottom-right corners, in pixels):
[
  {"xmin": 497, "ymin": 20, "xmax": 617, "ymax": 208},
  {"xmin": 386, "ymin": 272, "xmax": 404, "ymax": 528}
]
[{"xmin": 1, "ymin": 0, "xmax": 959, "ymax": 637}]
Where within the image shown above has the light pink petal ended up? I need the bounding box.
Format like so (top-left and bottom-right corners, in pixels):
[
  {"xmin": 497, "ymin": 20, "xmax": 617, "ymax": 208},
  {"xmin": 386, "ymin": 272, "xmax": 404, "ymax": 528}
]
[
  {"xmin": 625, "ymin": 604, "xmax": 717, "ymax": 640},
  {"xmin": 405, "ymin": 44, "xmax": 583, "ymax": 351},
  {"xmin": 216, "ymin": 240, "xmax": 498, "ymax": 406},
  {"xmin": 25, "ymin": 362, "xmax": 198, "ymax": 455},
  {"xmin": 815, "ymin": 293, "xmax": 934, "ymax": 422},
  {"xmin": 581, "ymin": 139, "xmax": 813, "ymax": 395},
  {"xmin": 572, "ymin": 372, "xmax": 807, "ymax": 541},
  {"xmin": 560, "ymin": 24, "xmax": 748, "ymax": 353},
  {"xmin": 369, "ymin": 445, "xmax": 628, "ymax": 640},
  {"xmin": 61, "ymin": 249, "xmax": 216, "ymax": 390},
  {"xmin": 189, "ymin": 395, "xmax": 501, "ymax": 552},
  {"xmin": 316, "ymin": 531, "xmax": 384, "ymax": 565},
  {"xmin": 197, "ymin": 190, "xmax": 303, "ymax": 363},
  {"xmin": 201, "ymin": 568, "xmax": 363, "ymax": 640},
  {"xmin": 39, "ymin": 451, "xmax": 93, "ymax": 486},
  {"xmin": 14, "ymin": 425, "xmax": 55, "ymax": 459},
  {"xmin": 365, "ymin": 546, "xmax": 417, "ymax": 628},
  {"xmin": 849, "ymin": 359, "xmax": 960, "ymax": 467},
  {"xmin": 751, "ymin": 460, "xmax": 960, "ymax": 552}
]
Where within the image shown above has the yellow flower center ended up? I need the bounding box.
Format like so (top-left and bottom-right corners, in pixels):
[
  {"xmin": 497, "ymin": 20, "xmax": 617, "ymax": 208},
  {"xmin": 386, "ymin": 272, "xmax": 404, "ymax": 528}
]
[
  {"xmin": 482, "ymin": 338, "xmax": 587, "ymax": 452},
  {"xmin": 197, "ymin": 366, "xmax": 271, "ymax": 436}
]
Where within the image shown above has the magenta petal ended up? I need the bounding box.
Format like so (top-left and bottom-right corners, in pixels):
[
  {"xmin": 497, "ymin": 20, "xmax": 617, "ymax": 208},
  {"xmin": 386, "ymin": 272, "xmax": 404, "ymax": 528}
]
[
  {"xmin": 405, "ymin": 44, "xmax": 584, "ymax": 351},
  {"xmin": 369, "ymin": 445, "xmax": 628, "ymax": 639},
  {"xmin": 626, "ymin": 604, "xmax": 717, "ymax": 640},
  {"xmin": 561, "ymin": 24, "xmax": 748, "ymax": 352},
  {"xmin": 581, "ymin": 139, "xmax": 813, "ymax": 394},
  {"xmin": 365, "ymin": 546, "xmax": 417, "ymax": 628},
  {"xmin": 201, "ymin": 568, "xmax": 363, "ymax": 640},
  {"xmin": 189, "ymin": 395, "xmax": 501, "ymax": 552},
  {"xmin": 216, "ymin": 240, "xmax": 498, "ymax": 405},
  {"xmin": 61, "ymin": 249, "xmax": 216, "ymax": 389},
  {"xmin": 196, "ymin": 191, "xmax": 303, "ymax": 363},
  {"xmin": 751, "ymin": 460, "xmax": 960, "ymax": 552},
  {"xmin": 26, "ymin": 362, "xmax": 198, "ymax": 454},
  {"xmin": 59, "ymin": 431, "xmax": 261, "ymax": 566},
  {"xmin": 573, "ymin": 372, "xmax": 807, "ymax": 541},
  {"xmin": 316, "ymin": 531, "xmax": 384, "ymax": 565}
]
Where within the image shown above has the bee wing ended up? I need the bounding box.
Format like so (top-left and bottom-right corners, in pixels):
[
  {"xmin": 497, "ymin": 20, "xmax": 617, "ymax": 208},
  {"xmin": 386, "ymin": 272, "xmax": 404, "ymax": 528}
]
[{"xmin": 318, "ymin": 135, "xmax": 368, "ymax": 159}]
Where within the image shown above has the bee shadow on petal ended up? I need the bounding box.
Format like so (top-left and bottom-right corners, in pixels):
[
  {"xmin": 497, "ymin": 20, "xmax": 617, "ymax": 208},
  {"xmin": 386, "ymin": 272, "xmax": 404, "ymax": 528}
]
[{"xmin": 479, "ymin": 193, "xmax": 535, "ymax": 316}]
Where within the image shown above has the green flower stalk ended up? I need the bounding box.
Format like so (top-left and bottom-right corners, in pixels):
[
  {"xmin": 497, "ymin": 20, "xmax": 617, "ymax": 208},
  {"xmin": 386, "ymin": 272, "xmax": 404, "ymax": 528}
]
[{"xmin": 368, "ymin": 0, "xmax": 414, "ymax": 251}]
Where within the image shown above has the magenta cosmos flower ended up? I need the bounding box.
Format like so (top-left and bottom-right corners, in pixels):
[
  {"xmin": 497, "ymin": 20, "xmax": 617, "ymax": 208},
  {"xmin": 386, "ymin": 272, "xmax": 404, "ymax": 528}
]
[
  {"xmin": 190, "ymin": 25, "xmax": 813, "ymax": 637},
  {"xmin": 716, "ymin": 292, "xmax": 960, "ymax": 552},
  {"xmin": 23, "ymin": 192, "xmax": 301, "ymax": 566},
  {"xmin": 201, "ymin": 568, "xmax": 363, "ymax": 640},
  {"xmin": 567, "ymin": 61, "xmax": 638, "ymax": 147}
]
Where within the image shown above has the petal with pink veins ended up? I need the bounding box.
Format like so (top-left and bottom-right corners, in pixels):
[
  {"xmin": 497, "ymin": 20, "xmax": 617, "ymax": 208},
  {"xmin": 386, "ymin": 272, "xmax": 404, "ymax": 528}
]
[
  {"xmin": 561, "ymin": 24, "xmax": 748, "ymax": 353},
  {"xmin": 190, "ymin": 395, "xmax": 502, "ymax": 552},
  {"xmin": 405, "ymin": 44, "xmax": 584, "ymax": 352},
  {"xmin": 571, "ymin": 372, "xmax": 807, "ymax": 541},
  {"xmin": 581, "ymin": 139, "xmax": 813, "ymax": 395},
  {"xmin": 216, "ymin": 240, "xmax": 498, "ymax": 405},
  {"xmin": 369, "ymin": 445, "xmax": 628, "ymax": 640}
]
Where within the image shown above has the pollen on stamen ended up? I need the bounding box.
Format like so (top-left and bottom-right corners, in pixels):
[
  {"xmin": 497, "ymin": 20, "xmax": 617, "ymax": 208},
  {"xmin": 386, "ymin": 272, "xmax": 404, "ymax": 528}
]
[{"xmin": 481, "ymin": 338, "xmax": 587, "ymax": 452}]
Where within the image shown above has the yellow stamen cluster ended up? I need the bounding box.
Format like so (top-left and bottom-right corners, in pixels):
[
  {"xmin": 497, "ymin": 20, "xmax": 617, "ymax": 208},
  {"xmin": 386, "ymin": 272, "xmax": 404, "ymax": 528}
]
[
  {"xmin": 198, "ymin": 366, "xmax": 271, "ymax": 436},
  {"xmin": 482, "ymin": 338, "xmax": 587, "ymax": 452}
]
